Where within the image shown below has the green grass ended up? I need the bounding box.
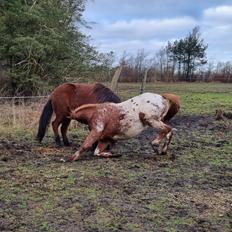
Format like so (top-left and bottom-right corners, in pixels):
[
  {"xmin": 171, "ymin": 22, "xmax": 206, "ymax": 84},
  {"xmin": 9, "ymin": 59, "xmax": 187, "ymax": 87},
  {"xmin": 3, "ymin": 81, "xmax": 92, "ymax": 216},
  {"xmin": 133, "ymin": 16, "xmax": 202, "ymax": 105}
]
[{"xmin": 117, "ymin": 82, "xmax": 232, "ymax": 114}]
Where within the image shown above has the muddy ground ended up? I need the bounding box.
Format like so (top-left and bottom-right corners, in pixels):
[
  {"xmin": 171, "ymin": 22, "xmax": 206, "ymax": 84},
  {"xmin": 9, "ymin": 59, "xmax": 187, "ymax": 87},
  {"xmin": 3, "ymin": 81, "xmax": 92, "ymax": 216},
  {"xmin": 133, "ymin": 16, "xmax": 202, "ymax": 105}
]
[{"xmin": 0, "ymin": 114, "xmax": 232, "ymax": 232}]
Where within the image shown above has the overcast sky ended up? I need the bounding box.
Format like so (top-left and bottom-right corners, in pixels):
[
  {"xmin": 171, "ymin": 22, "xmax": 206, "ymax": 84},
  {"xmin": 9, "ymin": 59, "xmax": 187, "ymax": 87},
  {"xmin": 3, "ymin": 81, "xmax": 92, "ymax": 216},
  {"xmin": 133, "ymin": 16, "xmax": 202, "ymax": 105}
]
[{"xmin": 82, "ymin": 0, "xmax": 232, "ymax": 63}]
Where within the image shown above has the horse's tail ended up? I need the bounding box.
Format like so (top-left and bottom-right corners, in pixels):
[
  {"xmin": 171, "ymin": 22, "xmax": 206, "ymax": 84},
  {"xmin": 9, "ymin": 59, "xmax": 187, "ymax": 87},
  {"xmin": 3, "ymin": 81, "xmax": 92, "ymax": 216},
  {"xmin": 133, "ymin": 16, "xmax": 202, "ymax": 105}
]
[
  {"xmin": 161, "ymin": 93, "xmax": 180, "ymax": 122},
  {"xmin": 36, "ymin": 99, "xmax": 53, "ymax": 142}
]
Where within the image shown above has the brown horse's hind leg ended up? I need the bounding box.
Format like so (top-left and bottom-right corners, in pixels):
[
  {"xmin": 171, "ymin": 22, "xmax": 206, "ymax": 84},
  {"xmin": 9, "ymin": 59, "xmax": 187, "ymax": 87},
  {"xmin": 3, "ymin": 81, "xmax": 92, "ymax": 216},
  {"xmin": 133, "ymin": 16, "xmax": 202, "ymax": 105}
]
[
  {"xmin": 52, "ymin": 117, "xmax": 63, "ymax": 146},
  {"xmin": 61, "ymin": 118, "xmax": 71, "ymax": 146}
]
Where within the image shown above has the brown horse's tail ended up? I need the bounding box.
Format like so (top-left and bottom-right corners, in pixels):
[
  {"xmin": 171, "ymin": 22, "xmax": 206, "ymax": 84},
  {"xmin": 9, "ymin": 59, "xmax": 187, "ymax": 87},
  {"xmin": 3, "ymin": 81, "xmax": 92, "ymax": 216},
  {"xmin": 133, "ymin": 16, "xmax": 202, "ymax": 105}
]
[
  {"xmin": 161, "ymin": 93, "xmax": 180, "ymax": 122},
  {"xmin": 36, "ymin": 99, "xmax": 53, "ymax": 142}
]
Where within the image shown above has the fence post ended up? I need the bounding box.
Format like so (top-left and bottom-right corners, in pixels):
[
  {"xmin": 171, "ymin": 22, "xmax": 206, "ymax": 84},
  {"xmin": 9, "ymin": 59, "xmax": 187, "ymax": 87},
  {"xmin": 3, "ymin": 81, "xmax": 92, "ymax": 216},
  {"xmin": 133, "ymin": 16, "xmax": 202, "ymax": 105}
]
[
  {"xmin": 140, "ymin": 69, "xmax": 148, "ymax": 94},
  {"xmin": 111, "ymin": 65, "xmax": 123, "ymax": 93},
  {"xmin": 12, "ymin": 97, "xmax": 16, "ymax": 127}
]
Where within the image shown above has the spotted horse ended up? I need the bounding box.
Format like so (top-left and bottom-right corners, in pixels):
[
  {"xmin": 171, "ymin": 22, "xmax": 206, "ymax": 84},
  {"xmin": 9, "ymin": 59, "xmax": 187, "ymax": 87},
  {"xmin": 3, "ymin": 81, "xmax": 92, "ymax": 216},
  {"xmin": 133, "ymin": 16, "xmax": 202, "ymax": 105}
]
[{"xmin": 62, "ymin": 92, "xmax": 180, "ymax": 162}]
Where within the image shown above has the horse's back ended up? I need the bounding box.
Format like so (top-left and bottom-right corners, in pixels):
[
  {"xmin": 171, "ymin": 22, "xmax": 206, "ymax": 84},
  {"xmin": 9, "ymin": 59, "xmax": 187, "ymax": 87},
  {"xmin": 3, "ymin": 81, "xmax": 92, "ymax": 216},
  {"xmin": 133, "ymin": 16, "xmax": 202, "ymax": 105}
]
[
  {"xmin": 139, "ymin": 93, "xmax": 164, "ymax": 105},
  {"xmin": 51, "ymin": 83, "xmax": 93, "ymax": 98},
  {"xmin": 121, "ymin": 93, "xmax": 165, "ymax": 114},
  {"xmin": 51, "ymin": 83, "xmax": 76, "ymax": 98},
  {"xmin": 51, "ymin": 83, "xmax": 96, "ymax": 111},
  {"xmin": 51, "ymin": 83, "xmax": 76, "ymax": 111}
]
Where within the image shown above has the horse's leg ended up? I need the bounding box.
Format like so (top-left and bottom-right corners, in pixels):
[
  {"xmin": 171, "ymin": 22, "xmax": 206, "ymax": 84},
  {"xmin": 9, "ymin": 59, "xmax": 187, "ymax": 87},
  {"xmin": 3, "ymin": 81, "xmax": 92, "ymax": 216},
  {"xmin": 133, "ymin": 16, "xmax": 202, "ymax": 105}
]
[
  {"xmin": 52, "ymin": 116, "xmax": 63, "ymax": 146},
  {"xmin": 66, "ymin": 129, "xmax": 102, "ymax": 162},
  {"xmin": 147, "ymin": 120, "xmax": 173, "ymax": 154},
  {"xmin": 150, "ymin": 122, "xmax": 172, "ymax": 145},
  {"xmin": 94, "ymin": 140, "xmax": 119, "ymax": 158},
  {"xmin": 61, "ymin": 118, "xmax": 71, "ymax": 146},
  {"xmin": 160, "ymin": 130, "xmax": 173, "ymax": 155}
]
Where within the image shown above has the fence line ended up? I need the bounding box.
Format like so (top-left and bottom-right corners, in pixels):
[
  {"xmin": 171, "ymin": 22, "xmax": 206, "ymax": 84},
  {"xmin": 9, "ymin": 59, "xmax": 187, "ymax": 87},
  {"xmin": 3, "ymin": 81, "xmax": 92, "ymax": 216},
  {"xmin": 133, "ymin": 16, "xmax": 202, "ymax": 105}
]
[
  {"xmin": 0, "ymin": 95, "xmax": 49, "ymax": 99},
  {"xmin": 0, "ymin": 95, "xmax": 47, "ymax": 128}
]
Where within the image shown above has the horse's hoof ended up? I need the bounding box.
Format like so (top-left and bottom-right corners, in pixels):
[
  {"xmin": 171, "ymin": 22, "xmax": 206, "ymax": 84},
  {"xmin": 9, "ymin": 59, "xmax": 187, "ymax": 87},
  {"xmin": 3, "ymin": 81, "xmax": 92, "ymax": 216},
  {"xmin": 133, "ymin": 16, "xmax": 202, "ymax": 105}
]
[
  {"xmin": 60, "ymin": 155, "xmax": 75, "ymax": 162},
  {"xmin": 96, "ymin": 152, "xmax": 122, "ymax": 158},
  {"xmin": 63, "ymin": 141, "xmax": 70, "ymax": 146},
  {"xmin": 55, "ymin": 137, "xmax": 62, "ymax": 147},
  {"xmin": 159, "ymin": 150, "xmax": 167, "ymax": 156},
  {"xmin": 55, "ymin": 143, "xmax": 62, "ymax": 148}
]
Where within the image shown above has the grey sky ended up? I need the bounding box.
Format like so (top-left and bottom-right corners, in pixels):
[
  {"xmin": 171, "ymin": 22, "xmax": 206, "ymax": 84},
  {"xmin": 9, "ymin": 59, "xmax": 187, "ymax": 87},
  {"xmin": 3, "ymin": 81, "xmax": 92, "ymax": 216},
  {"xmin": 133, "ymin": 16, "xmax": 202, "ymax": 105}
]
[{"xmin": 83, "ymin": 0, "xmax": 232, "ymax": 62}]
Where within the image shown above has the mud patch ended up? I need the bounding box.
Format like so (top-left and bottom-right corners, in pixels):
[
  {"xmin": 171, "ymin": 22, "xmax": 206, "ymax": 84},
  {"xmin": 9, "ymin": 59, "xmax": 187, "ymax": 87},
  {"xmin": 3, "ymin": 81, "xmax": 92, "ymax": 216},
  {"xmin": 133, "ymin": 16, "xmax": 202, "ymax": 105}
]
[{"xmin": 0, "ymin": 114, "xmax": 232, "ymax": 231}]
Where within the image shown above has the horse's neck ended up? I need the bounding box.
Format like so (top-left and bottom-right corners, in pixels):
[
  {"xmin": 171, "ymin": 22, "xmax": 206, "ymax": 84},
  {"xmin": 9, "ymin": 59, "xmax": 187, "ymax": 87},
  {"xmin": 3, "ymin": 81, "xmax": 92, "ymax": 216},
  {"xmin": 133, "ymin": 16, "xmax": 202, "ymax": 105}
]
[{"xmin": 76, "ymin": 107, "xmax": 96, "ymax": 121}]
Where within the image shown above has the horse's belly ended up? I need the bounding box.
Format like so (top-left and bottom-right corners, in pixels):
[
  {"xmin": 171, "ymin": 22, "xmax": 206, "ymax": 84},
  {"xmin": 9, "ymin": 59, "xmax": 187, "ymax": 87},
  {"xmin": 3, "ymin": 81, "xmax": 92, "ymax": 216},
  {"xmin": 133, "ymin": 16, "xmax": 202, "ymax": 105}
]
[
  {"xmin": 113, "ymin": 120, "xmax": 145, "ymax": 140},
  {"xmin": 124, "ymin": 125, "xmax": 145, "ymax": 138}
]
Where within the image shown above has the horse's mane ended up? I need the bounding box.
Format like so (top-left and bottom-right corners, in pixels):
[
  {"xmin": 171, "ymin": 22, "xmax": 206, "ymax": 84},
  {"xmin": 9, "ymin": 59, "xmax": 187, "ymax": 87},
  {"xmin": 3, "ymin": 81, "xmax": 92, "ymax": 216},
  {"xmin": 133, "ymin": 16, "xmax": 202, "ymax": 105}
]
[
  {"xmin": 161, "ymin": 93, "xmax": 180, "ymax": 122},
  {"xmin": 93, "ymin": 83, "xmax": 121, "ymax": 103}
]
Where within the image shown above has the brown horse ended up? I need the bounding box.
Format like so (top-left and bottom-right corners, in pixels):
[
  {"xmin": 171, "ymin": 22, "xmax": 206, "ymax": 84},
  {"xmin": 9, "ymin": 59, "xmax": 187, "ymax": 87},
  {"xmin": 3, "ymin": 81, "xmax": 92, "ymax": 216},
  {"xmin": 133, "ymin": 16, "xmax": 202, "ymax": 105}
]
[
  {"xmin": 36, "ymin": 83, "xmax": 121, "ymax": 146},
  {"xmin": 62, "ymin": 92, "xmax": 180, "ymax": 162}
]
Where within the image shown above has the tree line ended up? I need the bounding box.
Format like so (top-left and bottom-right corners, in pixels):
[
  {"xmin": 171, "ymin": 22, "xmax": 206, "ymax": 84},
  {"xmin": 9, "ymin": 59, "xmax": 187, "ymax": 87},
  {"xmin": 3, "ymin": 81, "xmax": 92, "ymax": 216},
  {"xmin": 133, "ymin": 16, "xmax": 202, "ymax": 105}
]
[{"xmin": 119, "ymin": 27, "xmax": 232, "ymax": 83}]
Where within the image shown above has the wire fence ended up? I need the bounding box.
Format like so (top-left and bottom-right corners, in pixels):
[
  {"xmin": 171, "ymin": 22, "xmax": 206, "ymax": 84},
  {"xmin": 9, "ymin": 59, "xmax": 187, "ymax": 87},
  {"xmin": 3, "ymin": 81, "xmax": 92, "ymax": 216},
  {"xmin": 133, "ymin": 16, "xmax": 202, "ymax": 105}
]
[
  {"xmin": 0, "ymin": 95, "xmax": 49, "ymax": 99},
  {"xmin": 0, "ymin": 95, "xmax": 83, "ymax": 132},
  {"xmin": 0, "ymin": 95, "xmax": 49, "ymax": 129}
]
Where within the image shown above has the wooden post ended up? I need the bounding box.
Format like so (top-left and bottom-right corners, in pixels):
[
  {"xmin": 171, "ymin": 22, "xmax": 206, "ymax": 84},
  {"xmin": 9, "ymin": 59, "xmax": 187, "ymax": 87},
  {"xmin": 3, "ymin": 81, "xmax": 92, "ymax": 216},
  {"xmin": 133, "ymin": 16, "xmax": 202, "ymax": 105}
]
[
  {"xmin": 140, "ymin": 69, "xmax": 148, "ymax": 94},
  {"xmin": 111, "ymin": 65, "xmax": 123, "ymax": 93},
  {"xmin": 12, "ymin": 97, "xmax": 16, "ymax": 127}
]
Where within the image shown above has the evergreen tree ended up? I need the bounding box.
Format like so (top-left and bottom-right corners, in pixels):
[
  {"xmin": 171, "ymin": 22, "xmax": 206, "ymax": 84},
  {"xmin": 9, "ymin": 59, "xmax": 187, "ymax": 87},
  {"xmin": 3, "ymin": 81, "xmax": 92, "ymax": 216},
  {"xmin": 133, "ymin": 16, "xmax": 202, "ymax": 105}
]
[
  {"xmin": 182, "ymin": 27, "xmax": 207, "ymax": 80},
  {"xmin": 0, "ymin": 0, "xmax": 98, "ymax": 95},
  {"xmin": 166, "ymin": 27, "xmax": 208, "ymax": 81}
]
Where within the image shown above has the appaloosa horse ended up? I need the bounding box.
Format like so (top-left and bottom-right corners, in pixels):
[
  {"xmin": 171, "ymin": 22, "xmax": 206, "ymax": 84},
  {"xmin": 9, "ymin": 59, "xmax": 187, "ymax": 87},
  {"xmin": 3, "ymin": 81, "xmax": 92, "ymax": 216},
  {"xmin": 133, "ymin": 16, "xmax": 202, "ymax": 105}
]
[
  {"xmin": 36, "ymin": 83, "xmax": 120, "ymax": 146},
  {"xmin": 63, "ymin": 92, "xmax": 180, "ymax": 162}
]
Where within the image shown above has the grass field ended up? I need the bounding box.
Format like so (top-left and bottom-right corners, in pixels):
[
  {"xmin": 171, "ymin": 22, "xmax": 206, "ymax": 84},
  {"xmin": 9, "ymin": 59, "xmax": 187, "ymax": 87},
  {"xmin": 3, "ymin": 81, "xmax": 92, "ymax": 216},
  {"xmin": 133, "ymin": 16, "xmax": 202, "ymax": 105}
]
[{"xmin": 0, "ymin": 82, "xmax": 232, "ymax": 232}]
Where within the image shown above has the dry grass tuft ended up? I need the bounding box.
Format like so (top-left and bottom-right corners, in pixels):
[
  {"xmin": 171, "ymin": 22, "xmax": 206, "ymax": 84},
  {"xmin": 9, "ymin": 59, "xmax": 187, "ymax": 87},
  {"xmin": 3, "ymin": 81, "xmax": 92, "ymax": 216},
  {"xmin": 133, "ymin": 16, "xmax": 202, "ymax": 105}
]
[
  {"xmin": 0, "ymin": 97, "xmax": 84, "ymax": 136},
  {"xmin": 0, "ymin": 98, "xmax": 46, "ymax": 130}
]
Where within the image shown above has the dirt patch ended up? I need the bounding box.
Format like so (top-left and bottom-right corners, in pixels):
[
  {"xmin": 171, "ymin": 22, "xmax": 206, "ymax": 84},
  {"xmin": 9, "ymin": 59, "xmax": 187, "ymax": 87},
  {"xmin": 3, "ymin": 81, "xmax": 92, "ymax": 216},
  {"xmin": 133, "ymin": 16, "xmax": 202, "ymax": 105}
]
[{"xmin": 0, "ymin": 114, "xmax": 232, "ymax": 231}]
